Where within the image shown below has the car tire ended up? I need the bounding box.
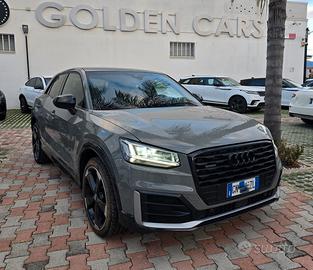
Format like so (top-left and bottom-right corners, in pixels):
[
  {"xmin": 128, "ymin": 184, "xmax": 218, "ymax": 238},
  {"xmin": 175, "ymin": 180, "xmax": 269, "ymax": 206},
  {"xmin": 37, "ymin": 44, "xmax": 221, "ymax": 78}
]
[
  {"xmin": 229, "ymin": 96, "xmax": 248, "ymax": 114},
  {"xmin": 20, "ymin": 96, "xmax": 30, "ymax": 114},
  {"xmin": 82, "ymin": 157, "xmax": 122, "ymax": 237},
  {"xmin": 0, "ymin": 112, "xmax": 5, "ymax": 121},
  {"xmin": 301, "ymin": 118, "xmax": 313, "ymax": 125},
  {"xmin": 32, "ymin": 123, "xmax": 49, "ymax": 164}
]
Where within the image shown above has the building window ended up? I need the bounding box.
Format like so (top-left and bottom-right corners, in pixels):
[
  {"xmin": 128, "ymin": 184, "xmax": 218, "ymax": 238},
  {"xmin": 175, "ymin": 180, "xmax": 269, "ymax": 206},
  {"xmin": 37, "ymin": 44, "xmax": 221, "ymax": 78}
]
[
  {"xmin": 170, "ymin": 42, "xmax": 195, "ymax": 59},
  {"xmin": 0, "ymin": 34, "xmax": 15, "ymax": 53}
]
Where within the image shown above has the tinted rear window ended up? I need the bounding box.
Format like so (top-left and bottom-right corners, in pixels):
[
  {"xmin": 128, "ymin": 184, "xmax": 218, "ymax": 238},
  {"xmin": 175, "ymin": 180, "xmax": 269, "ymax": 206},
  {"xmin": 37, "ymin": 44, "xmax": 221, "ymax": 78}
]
[{"xmin": 241, "ymin": 79, "xmax": 265, "ymax": 86}]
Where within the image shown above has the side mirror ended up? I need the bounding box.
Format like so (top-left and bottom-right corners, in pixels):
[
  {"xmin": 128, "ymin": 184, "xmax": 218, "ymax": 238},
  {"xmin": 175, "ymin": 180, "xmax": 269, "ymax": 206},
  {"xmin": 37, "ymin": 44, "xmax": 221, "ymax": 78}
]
[{"xmin": 53, "ymin": 95, "xmax": 76, "ymax": 111}]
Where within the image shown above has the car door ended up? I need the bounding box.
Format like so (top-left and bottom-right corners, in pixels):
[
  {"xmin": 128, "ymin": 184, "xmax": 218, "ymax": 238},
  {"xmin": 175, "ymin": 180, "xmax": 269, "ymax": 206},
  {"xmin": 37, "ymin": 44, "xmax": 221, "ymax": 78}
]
[
  {"xmin": 209, "ymin": 78, "xmax": 231, "ymax": 104},
  {"xmin": 183, "ymin": 78, "xmax": 218, "ymax": 103},
  {"xmin": 282, "ymin": 81, "xmax": 299, "ymax": 106},
  {"xmin": 22, "ymin": 78, "xmax": 37, "ymax": 106},
  {"xmin": 39, "ymin": 73, "xmax": 68, "ymax": 157},
  {"xmin": 51, "ymin": 72, "xmax": 88, "ymax": 169}
]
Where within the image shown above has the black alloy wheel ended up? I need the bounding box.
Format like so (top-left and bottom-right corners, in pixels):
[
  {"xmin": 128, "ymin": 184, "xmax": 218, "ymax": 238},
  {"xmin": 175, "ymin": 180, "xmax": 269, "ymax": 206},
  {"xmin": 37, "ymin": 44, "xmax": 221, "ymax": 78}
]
[
  {"xmin": 32, "ymin": 123, "xmax": 49, "ymax": 164},
  {"xmin": 229, "ymin": 96, "xmax": 248, "ymax": 114},
  {"xmin": 20, "ymin": 96, "xmax": 30, "ymax": 113},
  {"xmin": 83, "ymin": 166, "xmax": 108, "ymax": 231},
  {"xmin": 82, "ymin": 158, "xmax": 121, "ymax": 236}
]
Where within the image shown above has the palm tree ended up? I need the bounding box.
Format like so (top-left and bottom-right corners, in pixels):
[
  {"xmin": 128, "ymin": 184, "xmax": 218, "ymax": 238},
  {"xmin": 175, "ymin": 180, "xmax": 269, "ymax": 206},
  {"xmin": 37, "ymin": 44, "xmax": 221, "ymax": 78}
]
[{"xmin": 264, "ymin": 0, "xmax": 287, "ymax": 145}]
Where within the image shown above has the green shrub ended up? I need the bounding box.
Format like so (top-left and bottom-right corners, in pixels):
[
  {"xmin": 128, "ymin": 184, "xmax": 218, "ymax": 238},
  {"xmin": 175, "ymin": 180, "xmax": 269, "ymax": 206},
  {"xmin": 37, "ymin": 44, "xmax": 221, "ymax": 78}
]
[{"xmin": 278, "ymin": 140, "xmax": 304, "ymax": 168}]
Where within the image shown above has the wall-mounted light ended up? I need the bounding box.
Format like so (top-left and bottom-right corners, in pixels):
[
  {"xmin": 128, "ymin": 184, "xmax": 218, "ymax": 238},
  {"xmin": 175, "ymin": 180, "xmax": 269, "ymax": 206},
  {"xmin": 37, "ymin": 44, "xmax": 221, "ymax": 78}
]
[
  {"xmin": 22, "ymin": 25, "xmax": 30, "ymax": 80},
  {"xmin": 22, "ymin": 24, "xmax": 29, "ymax": 35}
]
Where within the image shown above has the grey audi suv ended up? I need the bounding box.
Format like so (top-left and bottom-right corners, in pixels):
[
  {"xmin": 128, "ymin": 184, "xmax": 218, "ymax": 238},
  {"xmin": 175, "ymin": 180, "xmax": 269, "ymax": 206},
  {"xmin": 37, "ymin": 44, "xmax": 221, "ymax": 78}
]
[{"xmin": 32, "ymin": 68, "xmax": 282, "ymax": 236}]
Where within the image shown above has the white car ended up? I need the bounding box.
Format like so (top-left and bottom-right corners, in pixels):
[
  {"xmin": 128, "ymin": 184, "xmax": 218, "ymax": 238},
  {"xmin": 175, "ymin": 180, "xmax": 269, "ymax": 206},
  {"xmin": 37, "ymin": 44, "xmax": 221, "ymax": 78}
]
[
  {"xmin": 240, "ymin": 78, "xmax": 311, "ymax": 106},
  {"xmin": 180, "ymin": 76, "xmax": 265, "ymax": 113},
  {"xmin": 289, "ymin": 90, "xmax": 313, "ymax": 125},
  {"xmin": 19, "ymin": 76, "xmax": 51, "ymax": 113}
]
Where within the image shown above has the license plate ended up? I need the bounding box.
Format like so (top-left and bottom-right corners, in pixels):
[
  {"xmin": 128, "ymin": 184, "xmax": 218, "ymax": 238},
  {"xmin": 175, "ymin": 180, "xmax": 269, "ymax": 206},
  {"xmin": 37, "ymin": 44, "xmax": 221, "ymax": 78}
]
[{"xmin": 227, "ymin": 177, "xmax": 260, "ymax": 198}]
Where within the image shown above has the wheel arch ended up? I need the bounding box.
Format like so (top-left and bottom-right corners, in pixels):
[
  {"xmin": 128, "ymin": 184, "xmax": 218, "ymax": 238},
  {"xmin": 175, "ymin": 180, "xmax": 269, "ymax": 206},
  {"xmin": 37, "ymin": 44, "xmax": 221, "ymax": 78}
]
[
  {"xmin": 228, "ymin": 94, "xmax": 248, "ymax": 105},
  {"xmin": 78, "ymin": 142, "xmax": 123, "ymax": 213}
]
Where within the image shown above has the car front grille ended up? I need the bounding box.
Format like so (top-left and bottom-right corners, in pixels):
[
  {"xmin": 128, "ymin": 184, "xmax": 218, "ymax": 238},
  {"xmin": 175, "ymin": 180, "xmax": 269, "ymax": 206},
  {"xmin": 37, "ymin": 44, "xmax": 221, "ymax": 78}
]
[{"xmin": 189, "ymin": 140, "xmax": 277, "ymax": 206}]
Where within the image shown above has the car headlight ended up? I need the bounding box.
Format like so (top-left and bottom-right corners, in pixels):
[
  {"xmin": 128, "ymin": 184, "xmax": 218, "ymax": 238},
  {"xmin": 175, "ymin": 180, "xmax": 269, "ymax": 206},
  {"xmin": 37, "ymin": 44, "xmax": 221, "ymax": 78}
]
[
  {"xmin": 241, "ymin": 90, "xmax": 260, "ymax": 95},
  {"xmin": 120, "ymin": 139, "xmax": 180, "ymax": 168},
  {"xmin": 257, "ymin": 124, "xmax": 273, "ymax": 139},
  {"xmin": 257, "ymin": 124, "xmax": 278, "ymax": 154}
]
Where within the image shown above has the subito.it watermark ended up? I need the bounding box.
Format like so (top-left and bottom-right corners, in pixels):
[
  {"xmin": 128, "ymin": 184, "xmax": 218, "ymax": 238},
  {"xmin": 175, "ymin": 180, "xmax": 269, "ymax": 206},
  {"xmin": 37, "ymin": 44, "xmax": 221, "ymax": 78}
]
[{"xmin": 238, "ymin": 241, "xmax": 295, "ymax": 256}]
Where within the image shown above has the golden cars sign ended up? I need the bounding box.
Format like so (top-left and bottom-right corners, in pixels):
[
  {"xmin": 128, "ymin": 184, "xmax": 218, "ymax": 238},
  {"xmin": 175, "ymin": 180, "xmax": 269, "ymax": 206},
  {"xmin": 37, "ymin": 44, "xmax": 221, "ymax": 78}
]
[{"xmin": 35, "ymin": 2, "xmax": 265, "ymax": 38}]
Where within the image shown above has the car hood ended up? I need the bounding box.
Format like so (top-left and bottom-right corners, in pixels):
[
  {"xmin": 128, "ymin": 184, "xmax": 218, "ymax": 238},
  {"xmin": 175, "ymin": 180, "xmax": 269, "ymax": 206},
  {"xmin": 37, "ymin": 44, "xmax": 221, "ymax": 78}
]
[{"xmin": 93, "ymin": 106, "xmax": 271, "ymax": 154}]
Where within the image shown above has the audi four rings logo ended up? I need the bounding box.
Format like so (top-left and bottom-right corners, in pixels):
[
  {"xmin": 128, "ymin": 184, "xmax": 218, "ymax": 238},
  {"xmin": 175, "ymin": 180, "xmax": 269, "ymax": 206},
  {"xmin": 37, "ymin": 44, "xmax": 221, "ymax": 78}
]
[
  {"xmin": 0, "ymin": 0, "xmax": 9, "ymax": 26},
  {"xmin": 229, "ymin": 151, "xmax": 256, "ymax": 167}
]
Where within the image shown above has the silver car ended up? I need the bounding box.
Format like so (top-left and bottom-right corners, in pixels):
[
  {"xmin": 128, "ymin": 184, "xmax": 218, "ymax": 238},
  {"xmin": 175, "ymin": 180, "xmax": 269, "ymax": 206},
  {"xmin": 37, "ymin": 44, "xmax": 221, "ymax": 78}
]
[{"xmin": 32, "ymin": 68, "xmax": 282, "ymax": 236}]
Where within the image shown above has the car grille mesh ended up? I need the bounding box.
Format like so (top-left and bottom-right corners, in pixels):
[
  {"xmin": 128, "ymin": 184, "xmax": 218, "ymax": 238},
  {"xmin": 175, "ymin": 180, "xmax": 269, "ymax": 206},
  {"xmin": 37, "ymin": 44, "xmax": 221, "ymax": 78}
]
[
  {"xmin": 189, "ymin": 140, "xmax": 276, "ymax": 206},
  {"xmin": 141, "ymin": 193, "xmax": 192, "ymax": 224}
]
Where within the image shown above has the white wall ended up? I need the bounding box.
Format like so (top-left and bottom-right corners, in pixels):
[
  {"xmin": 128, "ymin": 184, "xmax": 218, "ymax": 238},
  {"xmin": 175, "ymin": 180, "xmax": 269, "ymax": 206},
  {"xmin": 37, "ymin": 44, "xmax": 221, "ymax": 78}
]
[
  {"xmin": 284, "ymin": 1, "xmax": 308, "ymax": 83},
  {"xmin": 0, "ymin": 0, "xmax": 307, "ymax": 109}
]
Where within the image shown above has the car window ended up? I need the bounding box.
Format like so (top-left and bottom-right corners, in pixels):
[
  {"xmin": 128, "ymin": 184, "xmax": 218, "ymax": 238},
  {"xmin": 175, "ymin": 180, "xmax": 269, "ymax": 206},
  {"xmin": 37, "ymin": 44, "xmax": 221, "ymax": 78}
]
[
  {"xmin": 307, "ymin": 81, "xmax": 313, "ymax": 87},
  {"xmin": 283, "ymin": 79, "xmax": 302, "ymax": 89},
  {"xmin": 241, "ymin": 79, "xmax": 265, "ymax": 87},
  {"xmin": 251, "ymin": 79, "xmax": 265, "ymax": 86},
  {"xmin": 25, "ymin": 78, "xmax": 37, "ymax": 87},
  {"xmin": 44, "ymin": 77, "xmax": 51, "ymax": 85},
  {"xmin": 189, "ymin": 78, "xmax": 207, "ymax": 85},
  {"xmin": 179, "ymin": 79, "xmax": 191, "ymax": 84},
  {"xmin": 47, "ymin": 74, "xmax": 68, "ymax": 98},
  {"xmin": 217, "ymin": 78, "xmax": 240, "ymax": 87},
  {"xmin": 206, "ymin": 78, "xmax": 214, "ymax": 86},
  {"xmin": 62, "ymin": 73, "xmax": 85, "ymax": 108},
  {"xmin": 86, "ymin": 71, "xmax": 200, "ymax": 110},
  {"xmin": 35, "ymin": 78, "xmax": 44, "ymax": 90}
]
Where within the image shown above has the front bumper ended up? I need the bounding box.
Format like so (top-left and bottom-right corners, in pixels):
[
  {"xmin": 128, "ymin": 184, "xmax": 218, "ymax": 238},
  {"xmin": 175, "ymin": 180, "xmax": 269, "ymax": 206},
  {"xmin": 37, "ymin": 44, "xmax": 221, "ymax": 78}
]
[
  {"xmin": 248, "ymin": 101, "xmax": 265, "ymax": 108},
  {"xmin": 134, "ymin": 188, "xmax": 280, "ymax": 231},
  {"xmin": 115, "ymin": 140, "xmax": 282, "ymax": 231},
  {"xmin": 290, "ymin": 112, "xmax": 313, "ymax": 120}
]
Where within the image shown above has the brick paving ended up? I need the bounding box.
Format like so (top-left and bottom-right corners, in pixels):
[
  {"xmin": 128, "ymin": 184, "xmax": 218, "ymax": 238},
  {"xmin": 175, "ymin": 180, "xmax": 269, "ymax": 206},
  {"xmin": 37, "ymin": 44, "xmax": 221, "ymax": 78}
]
[{"xmin": 1, "ymin": 114, "xmax": 313, "ymax": 269}]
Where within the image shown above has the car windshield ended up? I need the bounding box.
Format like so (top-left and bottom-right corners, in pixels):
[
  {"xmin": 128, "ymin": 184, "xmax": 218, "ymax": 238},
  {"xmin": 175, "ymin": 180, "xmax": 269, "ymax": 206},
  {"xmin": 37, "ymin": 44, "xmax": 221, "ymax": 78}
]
[
  {"xmin": 86, "ymin": 71, "xmax": 200, "ymax": 110},
  {"xmin": 283, "ymin": 79, "xmax": 302, "ymax": 88},
  {"xmin": 218, "ymin": 77, "xmax": 241, "ymax": 87},
  {"xmin": 307, "ymin": 81, "xmax": 313, "ymax": 87},
  {"xmin": 44, "ymin": 77, "xmax": 51, "ymax": 85}
]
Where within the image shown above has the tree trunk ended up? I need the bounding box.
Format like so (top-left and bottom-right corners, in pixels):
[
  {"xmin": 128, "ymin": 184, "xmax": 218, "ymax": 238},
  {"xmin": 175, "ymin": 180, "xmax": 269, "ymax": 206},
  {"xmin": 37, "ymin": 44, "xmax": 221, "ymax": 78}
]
[{"xmin": 264, "ymin": 0, "xmax": 287, "ymax": 145}]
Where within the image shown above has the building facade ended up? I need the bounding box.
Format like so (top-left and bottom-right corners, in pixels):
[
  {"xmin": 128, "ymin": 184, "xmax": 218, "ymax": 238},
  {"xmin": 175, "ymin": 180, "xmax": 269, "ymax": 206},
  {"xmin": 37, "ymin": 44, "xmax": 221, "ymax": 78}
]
[{"xmin": 0, "ymin": 0, "xmax": 308, "ymax": 109}]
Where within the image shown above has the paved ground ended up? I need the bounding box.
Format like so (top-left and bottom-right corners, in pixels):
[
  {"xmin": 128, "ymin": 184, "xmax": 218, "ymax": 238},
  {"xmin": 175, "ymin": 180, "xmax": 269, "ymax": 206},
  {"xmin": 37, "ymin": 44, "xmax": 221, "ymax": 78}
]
[{"xmin": 1, "ymin": 111, "xmax": 313, "ymax": 270}]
